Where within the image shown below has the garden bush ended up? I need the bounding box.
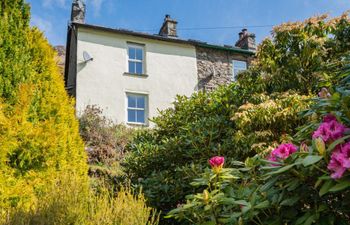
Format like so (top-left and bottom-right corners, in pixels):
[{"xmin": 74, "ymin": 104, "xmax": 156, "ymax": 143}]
[
  {"xmin": 0, "ymin": 0, "xmax": 87, "ymax": 211},
  {"xmin": 79, "ymin": 105, "xmax": 136, "ymax": 189},
  {"xmin": 167, "ymin": 63, "xmax": 350, "ymax": 224},
  {"xmin": 79, "ymin": 105, "xmax": 135, "ymax": 165}
]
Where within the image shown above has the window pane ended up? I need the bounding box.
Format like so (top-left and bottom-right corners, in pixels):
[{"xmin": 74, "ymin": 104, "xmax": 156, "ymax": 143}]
[
  {"xmin": 135, "ymin": 62, "xmax": 143, "ymax": 74},
  {"xmin": 136, "ymin": 110, "xmax": 145, "ymax": 123},
  {"xmin": 233, "ymin": 60, "xmax": 247, "ymax": 69},
  {"xmin": 128, "ymin": 109, "xmax": 136, "ymax": 122},
  {"xmin": 128, "ymin": 47, "xmax": 136, "ymax": 59},
  {"xmin": 136, "ymin": 48, "xmax": 143, "ymax": 60},
  {"xmin": 136, "ymin": 96, "xmax": 145, "ymax": 108},
  {"xmin": 128, "ymin": 95, "xmax": 136, "ymax": 108},
  {"xmin": 129, "ymin": 61, "xmax": 135, "ymax": 73}
]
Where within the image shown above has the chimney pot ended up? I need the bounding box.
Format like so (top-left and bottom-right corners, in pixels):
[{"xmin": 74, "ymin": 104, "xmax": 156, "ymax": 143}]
[{"xmin": 238, "ymin": 31, "xmax": 244, "ymax": 39}]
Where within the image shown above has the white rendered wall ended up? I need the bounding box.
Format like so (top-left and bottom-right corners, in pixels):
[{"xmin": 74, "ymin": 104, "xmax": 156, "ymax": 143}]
[{"xmin": 75, "ymin": 27, "xmax": 198, "ymax": 126}]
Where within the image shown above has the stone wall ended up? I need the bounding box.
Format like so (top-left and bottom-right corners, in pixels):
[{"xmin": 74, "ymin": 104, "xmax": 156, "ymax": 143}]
[{"xmin": 196, "ymin": 46, "xmax": 253, "ymax": 91}]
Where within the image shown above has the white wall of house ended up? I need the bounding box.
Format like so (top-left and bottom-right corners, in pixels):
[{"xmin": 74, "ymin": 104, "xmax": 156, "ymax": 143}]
[{"xmin": 75, "ymin": 27, "xmax": 198, "ymax": 126}]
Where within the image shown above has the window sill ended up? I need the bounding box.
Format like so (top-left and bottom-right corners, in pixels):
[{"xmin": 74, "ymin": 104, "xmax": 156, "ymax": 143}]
[
  {"xmin": 123, "ymin": 72, "xmax": 148, "ymax": 78},
  {"xmin": 126, "ymin": 122, "xmax": 148, "ymax": 127}
]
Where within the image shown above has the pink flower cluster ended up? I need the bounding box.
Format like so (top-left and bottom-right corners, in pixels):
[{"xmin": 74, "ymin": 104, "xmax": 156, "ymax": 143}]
[
  {"xmin": 312, "ymin": 115, "xmax": 347, "ymax": 143},
  {"xmin": 312, "ymin": 114, "xmax": 350, "ymax": 179},
  {"xmin": 328, "ymin": 143, "xmax": 350, "ymax": 179},
  {"xmin": 268, "ymin": 143, "xmax": 297, "ymax": 163}
]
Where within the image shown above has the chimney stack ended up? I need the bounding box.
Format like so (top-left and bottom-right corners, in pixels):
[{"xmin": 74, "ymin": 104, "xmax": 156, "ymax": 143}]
[
  {"xmin": 71, "ymin": 0, "xmax": 86, "ymax": 23},
  {"xmin": 159, "ymin": 15, "xmax": 178, "ymax": 38},
  {"xmin": 235, "ymin": 28, "xmax": 256, "ymax": 51}
]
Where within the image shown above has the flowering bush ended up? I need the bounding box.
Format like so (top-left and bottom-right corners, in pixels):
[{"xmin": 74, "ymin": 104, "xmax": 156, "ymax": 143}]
[{"xmin": 167, "ymin": 65, "xmax": 350, "ymax": 224}]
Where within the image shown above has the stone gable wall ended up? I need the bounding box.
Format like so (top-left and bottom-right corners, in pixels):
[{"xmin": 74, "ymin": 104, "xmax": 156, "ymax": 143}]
[{"xmin": 196, "ymin": 46, "xmax": 253, "ymax": 91}]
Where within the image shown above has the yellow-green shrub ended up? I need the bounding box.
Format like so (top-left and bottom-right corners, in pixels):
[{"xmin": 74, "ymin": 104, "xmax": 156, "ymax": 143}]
[
  {"xmin": 0, "ymin": 0, "xmax": 87, "ymax": 212},
  {"xmin": 2, "ymin": 174, "xmax": 159, "ymax": 225}
]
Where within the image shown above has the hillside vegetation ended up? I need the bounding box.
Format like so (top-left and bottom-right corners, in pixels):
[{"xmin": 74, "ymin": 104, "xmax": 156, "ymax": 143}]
[{"xmin": 123, "ymin": 13, "xmax": 350, "ymax": 224}]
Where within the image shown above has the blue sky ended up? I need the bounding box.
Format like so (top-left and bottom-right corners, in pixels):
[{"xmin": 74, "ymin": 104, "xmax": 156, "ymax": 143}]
[{"xmin": 27, "ymin": 0, "xmax": 350, "ymax": 47}]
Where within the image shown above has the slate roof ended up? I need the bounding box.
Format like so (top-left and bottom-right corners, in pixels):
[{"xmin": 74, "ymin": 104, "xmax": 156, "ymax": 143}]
[{"xmin": 73, "ymin": 22, "xmax": 255, "ymax": 55}]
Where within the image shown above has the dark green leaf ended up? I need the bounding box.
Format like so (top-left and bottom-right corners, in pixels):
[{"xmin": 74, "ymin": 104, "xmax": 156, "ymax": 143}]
[
  {"xmin": 319, "ymin": 180, "xmax": 334, "ymax": 196},
  {"xmin": 280, "ymin": 196, "xmax": 299, "ymax": 206},
  {"xmin": 254, "ymin": 200, "xmax": 269, "ymax": 209},
  {"xmin": 329, "ymin": 180, "xmax": 350, "ymax": 192},
  {"xmin": 266, "ymin": 164, "xmax": 295, "ymax": 176}
]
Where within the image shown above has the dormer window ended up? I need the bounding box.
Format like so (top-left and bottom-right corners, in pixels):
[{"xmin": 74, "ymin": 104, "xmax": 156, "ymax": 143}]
[{"xmin": 128, "ymin": 44, "xmax": 144, "ymax": 75}]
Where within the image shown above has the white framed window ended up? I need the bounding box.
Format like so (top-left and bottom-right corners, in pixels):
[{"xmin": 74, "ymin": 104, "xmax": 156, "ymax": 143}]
[
  {"xmin": 127, "ymin": 44, "xmax": 144, "ymax": 74},
  {"xmin": 126, "ymin": 93, "xmax": 147, "ymax": 125},
  {"xmin": 232, "ymin": 60, "xmax": 247, "ymax": 80}
]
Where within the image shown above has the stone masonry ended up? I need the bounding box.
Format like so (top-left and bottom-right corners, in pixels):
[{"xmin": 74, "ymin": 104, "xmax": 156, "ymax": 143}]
[{"xmin": 196, "ymin": 46, "xmax": 253, "ymax": 91}]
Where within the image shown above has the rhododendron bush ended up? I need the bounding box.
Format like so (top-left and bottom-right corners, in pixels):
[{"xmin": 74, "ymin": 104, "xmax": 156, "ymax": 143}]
[{"xmin": 167, "ymin": 65, "xmax": 350, "ymax": 224}]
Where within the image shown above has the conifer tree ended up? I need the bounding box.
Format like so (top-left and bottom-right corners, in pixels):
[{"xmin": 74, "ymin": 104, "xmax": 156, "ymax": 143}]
[{"xmin": 0, "ymin": 0, "xmax": 87, "ymax": 210}]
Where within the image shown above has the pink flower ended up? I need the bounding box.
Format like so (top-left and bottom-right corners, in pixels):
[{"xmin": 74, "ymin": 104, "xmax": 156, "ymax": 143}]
[
  {"xmin": 312, "ymin": 119, "xmax": 347, "ymax": 143},
  {"xmin": 209, "ymin": 156, "xmax": 225, "ymax": 168},
  {"xmin": 268, "ymin": 143, "xmax": 297, "ymax": 163},
  {"xmin": 328, "ymin": 142, "xmax": 350, "ymax": 179},
  {"xmin": 328, "ymin": 149, "xmax": 347, "ymax": 179}
]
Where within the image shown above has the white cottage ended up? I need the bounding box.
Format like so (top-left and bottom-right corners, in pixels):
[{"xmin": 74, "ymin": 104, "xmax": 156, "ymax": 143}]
[{"xmin": 65, "ymin": 0, "xmax": 255, "ymax": 126}]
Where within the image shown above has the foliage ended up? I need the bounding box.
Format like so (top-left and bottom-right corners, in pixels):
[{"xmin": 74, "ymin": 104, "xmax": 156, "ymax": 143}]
[
  {"xmin": 238, "ymin": 13, "xmax": 350, "ymax": 95},
  {"xmin": 0, "ymin": 0, "xmax": 31, "ymax": 103},
  {"xmin": 124, "ymin": 85, "xmax": 310, "ymax": 217},
  {"xmin": 0, "ymin": 0, "xmax": 87, "ymax": 211},
  {"xmin": 1, "ymin": 173, "xmax": 159, "ymax": 225},
  {"xmin": 167, "ymin": 65, "xmax": 350, "ymax": 225}
]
